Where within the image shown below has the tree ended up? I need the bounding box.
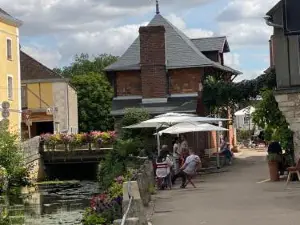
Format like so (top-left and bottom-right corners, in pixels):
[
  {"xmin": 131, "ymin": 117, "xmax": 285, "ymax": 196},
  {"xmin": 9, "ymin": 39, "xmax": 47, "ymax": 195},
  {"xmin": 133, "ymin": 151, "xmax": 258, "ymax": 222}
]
[
  {"xmin": 0, "ymin": 122, "xmax": 29, "ymax": 188},
  {"xmin": 70, "ymin": 72, "xmax": 113, "ymax": 132},
  {"xmin": 252, "ymin": 89, "xmax": 293, "ymax": 150},
  {"xmin": 54, "ymin": 54, "xmax": 118, "ymax": 78},
  {"xmin": 55, "ymin": 53, "xmax": 118, "ymax": 132},
  {"xmin": 120, "ymin": 108, "xmax": 151, "ymax": 139}
]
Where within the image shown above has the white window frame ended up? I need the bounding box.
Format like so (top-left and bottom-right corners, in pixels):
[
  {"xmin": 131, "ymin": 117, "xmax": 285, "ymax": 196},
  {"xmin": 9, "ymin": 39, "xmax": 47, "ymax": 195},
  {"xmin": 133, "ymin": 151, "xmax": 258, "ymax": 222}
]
[
  {"xmin": 7, "ymin": 75, "xmax": 13, "ymax": 100},
  {"xmin": 6, "ymin": 37, "xmax": 12, "ymax": 61}
]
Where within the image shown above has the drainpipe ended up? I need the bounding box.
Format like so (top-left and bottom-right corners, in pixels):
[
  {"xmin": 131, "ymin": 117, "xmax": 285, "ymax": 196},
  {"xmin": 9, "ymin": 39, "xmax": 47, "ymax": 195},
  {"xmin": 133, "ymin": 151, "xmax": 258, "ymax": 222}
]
[{"xmin": 66, "ymin": 83, "xmax": 70, "ymax": 133}]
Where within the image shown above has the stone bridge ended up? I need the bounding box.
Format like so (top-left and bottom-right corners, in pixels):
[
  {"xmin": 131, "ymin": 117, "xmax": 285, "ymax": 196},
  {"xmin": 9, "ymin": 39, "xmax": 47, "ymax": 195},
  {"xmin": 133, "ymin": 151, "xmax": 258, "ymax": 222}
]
[{"xmin": 22, "ymin": 137, "xmax": 111, "ymax": 181}]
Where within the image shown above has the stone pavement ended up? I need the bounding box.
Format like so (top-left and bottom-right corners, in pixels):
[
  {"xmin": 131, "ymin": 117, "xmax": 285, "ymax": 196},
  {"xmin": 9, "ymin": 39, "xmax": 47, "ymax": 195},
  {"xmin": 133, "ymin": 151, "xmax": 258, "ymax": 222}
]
[{"xmin": 151, "ymin": 150, "xmax": 300, "ymax": 225}]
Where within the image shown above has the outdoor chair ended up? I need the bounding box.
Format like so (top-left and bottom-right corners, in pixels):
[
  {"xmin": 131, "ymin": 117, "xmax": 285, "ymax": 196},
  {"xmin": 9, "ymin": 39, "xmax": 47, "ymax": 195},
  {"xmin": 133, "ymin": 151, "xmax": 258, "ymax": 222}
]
[
  {"xmin": 286, "ymin": 158, "xmax": 300, "ymax": 186},
  {"xmin": 156, "ymin": 162, "xmax": 172, "ymax": 190},
  {"xmin": 184, "ymin": 173, "xmax": 197, "ymax": 188}
]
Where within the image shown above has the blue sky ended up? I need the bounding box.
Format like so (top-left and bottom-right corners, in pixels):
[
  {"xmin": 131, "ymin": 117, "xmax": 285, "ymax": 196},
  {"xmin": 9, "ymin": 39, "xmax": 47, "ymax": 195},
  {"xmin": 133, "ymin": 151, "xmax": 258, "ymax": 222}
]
[{"xmin": 4, "ymin": 0, "xmax": 280, "ymax": 81}]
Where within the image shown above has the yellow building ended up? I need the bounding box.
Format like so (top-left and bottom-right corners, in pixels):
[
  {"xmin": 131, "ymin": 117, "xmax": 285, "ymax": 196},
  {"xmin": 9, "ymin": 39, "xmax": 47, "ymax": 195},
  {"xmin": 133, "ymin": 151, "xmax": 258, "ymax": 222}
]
[
  {"xmin": 20, "ymin": 51, "xmax": 78, "ymax": 139},
  {"xmin": 0, "ymin": 9, "xmax": 22, "ymax": 132}
]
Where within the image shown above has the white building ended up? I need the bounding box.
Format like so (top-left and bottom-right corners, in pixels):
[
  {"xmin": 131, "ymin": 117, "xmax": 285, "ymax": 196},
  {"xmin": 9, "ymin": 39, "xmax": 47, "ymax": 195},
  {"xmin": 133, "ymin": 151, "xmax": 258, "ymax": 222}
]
[{"xmin": 234, "ymin": 106, "xmax": 256, "ymax": 130}]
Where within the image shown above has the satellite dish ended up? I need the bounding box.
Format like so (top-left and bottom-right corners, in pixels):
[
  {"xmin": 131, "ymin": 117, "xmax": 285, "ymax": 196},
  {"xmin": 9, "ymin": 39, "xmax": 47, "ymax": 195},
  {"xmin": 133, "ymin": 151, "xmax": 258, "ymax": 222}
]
[{"xmin": 283, "ymin": 0, "xmax": 300, "ymax": 35}]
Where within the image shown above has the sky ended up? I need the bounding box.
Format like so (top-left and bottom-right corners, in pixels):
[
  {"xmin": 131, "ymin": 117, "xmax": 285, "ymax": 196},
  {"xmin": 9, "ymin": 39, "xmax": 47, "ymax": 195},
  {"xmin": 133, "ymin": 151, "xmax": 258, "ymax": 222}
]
[{"xmin": 2, "ymin": 0, "xmax": 280, "ymax": 82}]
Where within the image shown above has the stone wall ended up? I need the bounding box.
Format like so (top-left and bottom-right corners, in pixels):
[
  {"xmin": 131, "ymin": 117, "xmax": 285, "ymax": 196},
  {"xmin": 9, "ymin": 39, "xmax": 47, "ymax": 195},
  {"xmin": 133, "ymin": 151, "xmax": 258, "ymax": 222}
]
[
  {"xmin": 114, "ymin": 160, "xmax": 154, "ymax": 225},
  {"xmin": 22, "ymin": 136, "xmax": 45, "ymax": 181},
  {"xmin": 275, "ymin": 92, "xmax": 300, "ymax": 159}
]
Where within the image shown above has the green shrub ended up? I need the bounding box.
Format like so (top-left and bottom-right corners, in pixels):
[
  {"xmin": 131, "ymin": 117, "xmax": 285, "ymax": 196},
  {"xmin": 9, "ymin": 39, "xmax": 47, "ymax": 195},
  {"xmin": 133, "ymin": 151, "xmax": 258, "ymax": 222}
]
[
  {"xmin": 83, "ymin": 208, "xmax": 107, "ymax": 225},
  {"xmin": 0, "ymin": 124, "xmax": 29, "ymax": 188}
]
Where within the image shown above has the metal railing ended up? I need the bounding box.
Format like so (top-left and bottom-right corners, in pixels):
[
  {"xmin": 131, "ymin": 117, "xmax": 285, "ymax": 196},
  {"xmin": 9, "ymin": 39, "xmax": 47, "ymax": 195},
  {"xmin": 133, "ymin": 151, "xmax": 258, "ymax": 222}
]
[{"xmin": 120, "ymin": 179, "xmax": 133, "ymax": 225}]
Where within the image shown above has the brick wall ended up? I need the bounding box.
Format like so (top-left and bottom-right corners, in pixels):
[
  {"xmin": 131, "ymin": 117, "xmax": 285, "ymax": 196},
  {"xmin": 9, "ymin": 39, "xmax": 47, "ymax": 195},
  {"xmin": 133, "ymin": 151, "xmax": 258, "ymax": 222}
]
[
  {"xmin": 169, "ymin": 68, "xmax": 202, "ymax": 94},
  {"xmin": 139, "ymin": 26, "xmax": 166, "ymax": 98},
  {"xmin": 116, "ymin": 71, "xmax": 141, "ymax": 96}
]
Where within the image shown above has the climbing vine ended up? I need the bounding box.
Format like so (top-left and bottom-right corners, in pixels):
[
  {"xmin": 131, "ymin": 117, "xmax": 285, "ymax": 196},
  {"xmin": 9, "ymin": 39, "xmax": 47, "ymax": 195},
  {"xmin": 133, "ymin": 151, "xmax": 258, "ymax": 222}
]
[
  {"xmin": 202, "ymin": 69, "xmax": 293, "ymax": 150},
  {"xmin": 202, "ymin": 69, "xmax": 276, "ymax": 114}
]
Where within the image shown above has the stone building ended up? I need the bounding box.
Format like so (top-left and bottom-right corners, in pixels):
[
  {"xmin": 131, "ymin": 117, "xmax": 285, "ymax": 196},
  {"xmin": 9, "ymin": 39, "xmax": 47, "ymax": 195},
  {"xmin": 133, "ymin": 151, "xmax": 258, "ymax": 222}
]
[
  {"xmin": 105, "ymin": 8, "xmax": 241, "ymax": 150},
  {"xmin": 20, "ymin": 51, "xmax": 78, "ymax": 138},
  {"xmin": 266, "ymin": 0, "xmax": 300, "ymax": 158}
]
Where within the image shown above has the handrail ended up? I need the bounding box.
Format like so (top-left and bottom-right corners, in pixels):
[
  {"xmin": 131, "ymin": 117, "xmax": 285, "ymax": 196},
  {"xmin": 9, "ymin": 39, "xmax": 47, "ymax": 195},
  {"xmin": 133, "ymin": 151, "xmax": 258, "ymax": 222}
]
[{"xmin": 120, "ymin": 179, "xmax": 133, "ymax": 225}]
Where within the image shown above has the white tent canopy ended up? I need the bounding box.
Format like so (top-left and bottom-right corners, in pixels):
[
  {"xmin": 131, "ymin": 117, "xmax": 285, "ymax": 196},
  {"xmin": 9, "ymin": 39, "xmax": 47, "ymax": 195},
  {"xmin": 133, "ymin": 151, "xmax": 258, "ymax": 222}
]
[
  {"xmin": 158, "ymin": 122, "xmax": 228, "ymax": 135},
  {"xmin": 234, "ymin": 106, "xmax": 255, "ymax": 116}
]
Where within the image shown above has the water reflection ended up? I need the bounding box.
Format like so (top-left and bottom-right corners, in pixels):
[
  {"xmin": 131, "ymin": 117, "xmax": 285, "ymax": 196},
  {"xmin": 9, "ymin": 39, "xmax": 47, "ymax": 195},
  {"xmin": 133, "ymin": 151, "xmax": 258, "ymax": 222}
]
[{"xmin": 1, "ymin": 181, "xmax": 99, "ymax": 224}]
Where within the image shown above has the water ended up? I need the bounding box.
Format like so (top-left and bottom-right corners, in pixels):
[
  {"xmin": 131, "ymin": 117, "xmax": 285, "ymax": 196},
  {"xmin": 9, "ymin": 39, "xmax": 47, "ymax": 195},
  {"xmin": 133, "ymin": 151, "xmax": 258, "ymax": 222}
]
[{"xmin": 0, "ymin": 181, "xmax": 100, "ymax": 225}]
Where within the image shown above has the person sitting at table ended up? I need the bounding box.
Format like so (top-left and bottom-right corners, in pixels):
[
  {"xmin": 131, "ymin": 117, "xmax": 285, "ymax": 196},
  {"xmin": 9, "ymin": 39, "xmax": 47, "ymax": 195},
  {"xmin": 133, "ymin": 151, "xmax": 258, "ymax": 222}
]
[
  {"xmin": 156, "ymin": 145, "xmax": 173, "ymax": 189},
  {"xmin": 172, "ymin": 148, "xmax": 201, "ymax": 188}
]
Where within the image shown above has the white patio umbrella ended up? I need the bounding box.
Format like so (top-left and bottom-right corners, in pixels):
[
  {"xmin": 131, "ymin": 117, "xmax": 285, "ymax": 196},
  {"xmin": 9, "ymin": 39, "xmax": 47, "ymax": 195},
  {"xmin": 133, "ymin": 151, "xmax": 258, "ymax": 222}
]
[
  {"xmin": 155, "ymin": 112, "xmax": 197, "ymax": 118},
  {"xmin": 158, "ymin": 122, "xmax": 228, "ymax": 168},
  {"xmin": 123, "ymin": 113, "xmax": 228, "ymax": 153},
  {"xmin": 158, "ymin": 122, "xmax": 228, "ymax": 135}
]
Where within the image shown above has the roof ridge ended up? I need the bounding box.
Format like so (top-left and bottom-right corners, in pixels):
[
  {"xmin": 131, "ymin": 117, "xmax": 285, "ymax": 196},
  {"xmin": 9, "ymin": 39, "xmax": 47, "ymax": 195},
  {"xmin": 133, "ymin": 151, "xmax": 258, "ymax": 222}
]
[{"xmin": 191, "ymin": 36, "xmax": 226, "ymax": 40}]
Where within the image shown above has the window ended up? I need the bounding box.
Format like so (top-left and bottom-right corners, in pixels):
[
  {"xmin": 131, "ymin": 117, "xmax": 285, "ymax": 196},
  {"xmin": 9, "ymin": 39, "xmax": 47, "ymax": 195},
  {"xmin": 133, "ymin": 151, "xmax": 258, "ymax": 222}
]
[
  {"xmin": 21, "ymin": 85, "xmax": 27, "ymax": 108},
  {"xmin": 6, "ymin": 38, "xmax": 12, "ymax": 60},
  {"xmin": 7, "ymin": 76, "xmax": 13, "ymax": 100},
  {"xmin": 244, "ymin": 116, "xmax": 250, "ymax": 125}
]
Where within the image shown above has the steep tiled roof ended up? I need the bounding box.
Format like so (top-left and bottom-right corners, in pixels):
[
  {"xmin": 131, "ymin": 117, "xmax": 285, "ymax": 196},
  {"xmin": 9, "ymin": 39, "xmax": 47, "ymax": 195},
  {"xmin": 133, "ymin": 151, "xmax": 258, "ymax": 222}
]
[
  {"xmin": 191, "ymin": 36, "xmax": 230, "ymax": 53},
  {"xmin": 105, "ymin": 14, "xmax": 241, "ymax": 75},
  {"xmin": 20, "ymin": 51, "xmax": 63, "ymax": 81},
  {"xmin": 0, "ymin": 8, "xmax": 22, "ymax": 27}
]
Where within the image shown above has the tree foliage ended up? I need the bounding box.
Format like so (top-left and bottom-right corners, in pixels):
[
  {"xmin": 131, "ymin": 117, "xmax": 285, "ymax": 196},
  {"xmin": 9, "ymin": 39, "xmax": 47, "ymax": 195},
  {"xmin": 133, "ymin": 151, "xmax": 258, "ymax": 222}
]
[
  {"xmin": 0, "ymin": 123, "xmax": 29, "ymax": 188},
  {"xmin": 203, "ymin": 69, "xmax": 293, "ymax": 150},
  {"xmin": 252, "ymin": 89, "xmax": 293, "ymax": 149},
  {"xmin": 203, "ymin": 70, "xmax": 276, "ymax": 114},
  {"xmin": 55, "ymin": 53, "xmax": 118, "ymax": 132},
  {"xmin": 70, "ymin": 72, "xmax": 113, "ymax": 132},
  {"xmin": 54, "ymin": 53, "xmax": 118, "ymax": 78}
]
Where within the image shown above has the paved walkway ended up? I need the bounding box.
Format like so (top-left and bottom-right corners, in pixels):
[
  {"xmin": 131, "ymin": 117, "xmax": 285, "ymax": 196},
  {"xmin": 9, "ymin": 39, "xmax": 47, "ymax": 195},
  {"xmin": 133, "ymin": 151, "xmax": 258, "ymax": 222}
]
[{"xmin": 151, "ymin": 150, "xmax": 300, "ymax": 225}]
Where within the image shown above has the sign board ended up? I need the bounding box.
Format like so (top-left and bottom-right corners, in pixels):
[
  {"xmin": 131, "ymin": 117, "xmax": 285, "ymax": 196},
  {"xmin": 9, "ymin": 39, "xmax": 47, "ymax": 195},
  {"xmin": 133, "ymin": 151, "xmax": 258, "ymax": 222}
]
[
  {"xmin": 1, "ymin": 110, "xmax": 10, "ymax": 119},
  {"xmin": 283, "ymin": 0, "xmax": 300, "ymax": 35},
  {"xmin": 1, "ymin": 101, "xmax": 10, "ymax": 109}
]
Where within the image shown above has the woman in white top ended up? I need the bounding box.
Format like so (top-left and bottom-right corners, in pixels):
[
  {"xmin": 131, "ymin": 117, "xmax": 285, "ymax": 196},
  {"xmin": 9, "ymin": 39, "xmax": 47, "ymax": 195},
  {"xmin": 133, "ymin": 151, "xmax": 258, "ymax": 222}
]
[
  {"xmin": 172, "ymin": 137, "xmax": 180, "ymax": 173},
  {"xmin": 156, "ymin": 145, "xmax": 173, "ymax": 189}
]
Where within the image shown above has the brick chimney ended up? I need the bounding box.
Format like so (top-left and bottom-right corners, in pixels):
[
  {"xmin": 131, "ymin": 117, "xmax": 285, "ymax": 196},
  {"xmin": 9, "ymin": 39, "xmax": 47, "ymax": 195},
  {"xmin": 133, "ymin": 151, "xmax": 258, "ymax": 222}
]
[{"xmin": 139, "ymin": 26, "xmax": 167, "ymax": 101}]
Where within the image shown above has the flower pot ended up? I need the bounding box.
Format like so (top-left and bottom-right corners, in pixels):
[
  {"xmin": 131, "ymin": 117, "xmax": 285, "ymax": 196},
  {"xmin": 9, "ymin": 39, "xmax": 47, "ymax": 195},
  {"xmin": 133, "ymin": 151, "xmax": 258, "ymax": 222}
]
[{"xmin": 268, "ymin": 161, "xmax": 279, "ymax": 181}]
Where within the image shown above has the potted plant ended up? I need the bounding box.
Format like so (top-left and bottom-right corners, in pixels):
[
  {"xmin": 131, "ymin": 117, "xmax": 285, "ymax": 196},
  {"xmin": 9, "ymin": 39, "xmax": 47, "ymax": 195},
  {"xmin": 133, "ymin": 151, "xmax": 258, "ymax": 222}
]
[{"xmin": 267, "ymin": 153, "xmax": 281, "ymax": 181}]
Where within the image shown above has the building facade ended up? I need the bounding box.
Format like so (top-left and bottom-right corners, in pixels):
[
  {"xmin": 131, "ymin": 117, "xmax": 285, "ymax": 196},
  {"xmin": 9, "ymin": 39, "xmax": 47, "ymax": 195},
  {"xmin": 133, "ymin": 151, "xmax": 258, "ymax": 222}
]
[
  {"xmin": 20, "ymin": 51, "xmax": 78, "ymax": 139},
  {"xmin": 0, "ymin": 9, "xmax": 22, "ymax": 132},
  {"xmin": 105, "ymin": 12, "xmax": 241, "ymax": 151}
]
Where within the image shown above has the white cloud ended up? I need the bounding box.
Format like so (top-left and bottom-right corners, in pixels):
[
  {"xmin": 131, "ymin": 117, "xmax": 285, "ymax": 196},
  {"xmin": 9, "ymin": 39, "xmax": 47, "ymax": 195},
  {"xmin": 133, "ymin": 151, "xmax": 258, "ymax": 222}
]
[
  {"xmin": 3, "ymin": 0, "xmax": 214, "ymax": 36},
  {"xmin": 217, "ymin": 0, "xmax": 279, "ymax": 22},
  {"xmin": 21, "ymin": 13, "xmax": 214, "ymax": 68},
  {"xmin": 22, "ymin": 44, "xmax": 62, "ymax": 69},
  {"xmin": 166, "ymin": 14, "xmax": 214, "ymax": 38},
  {"xmin": 233, "ymin": 69, "xmax": 264, "ymax": 82},
  {"xmin": 217, "ymin": 0, "xmax": 278, "ymax": 49},
  {"xmin": 224, "ymin": 53, "xmax": 240, "ymax": 69}
]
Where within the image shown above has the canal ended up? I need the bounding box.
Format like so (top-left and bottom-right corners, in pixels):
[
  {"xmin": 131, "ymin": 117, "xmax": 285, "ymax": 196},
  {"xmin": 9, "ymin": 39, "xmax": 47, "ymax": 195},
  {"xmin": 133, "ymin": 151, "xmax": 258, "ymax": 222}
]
[{"xmin": 0, "ymin": 181, "xmax": 100, "ymax": 224}]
